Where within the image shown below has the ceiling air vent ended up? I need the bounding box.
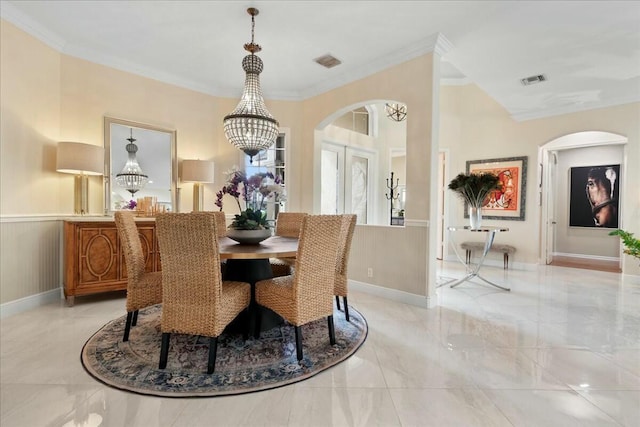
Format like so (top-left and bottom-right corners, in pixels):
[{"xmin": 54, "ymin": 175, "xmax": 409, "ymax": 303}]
[
  {"xmin": 314, "ymin": 54, "xmax": 342, "ymax": 69},
  {"xmin": 520, "ymin": 74, "xmax": 547, "ymax": 86}
]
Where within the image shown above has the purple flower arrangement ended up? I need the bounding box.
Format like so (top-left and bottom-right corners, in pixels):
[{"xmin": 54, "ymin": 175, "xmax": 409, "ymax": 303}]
[
  {"xmin": 124, "ymin": 200, "xmax": 137, "ymax": 210},
  {"xmin": 215, "ymin": 168, "xmax": 286, "ymax": 230}
]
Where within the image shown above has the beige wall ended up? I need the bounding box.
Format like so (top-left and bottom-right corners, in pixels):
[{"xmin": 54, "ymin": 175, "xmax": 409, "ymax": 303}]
[
  {"xmin": 300, "ymin": 54, "xmax": 436, "ymax": 297},
  {"xmin": 440, "ymin": 84, "xmax": 640, "ymax": 274},
  {"xmin": 1, "ymin": 20, "xmax": 61, "ymax": 215}
]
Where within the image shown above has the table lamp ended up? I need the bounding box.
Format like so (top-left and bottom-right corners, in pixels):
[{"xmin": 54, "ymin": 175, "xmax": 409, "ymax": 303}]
[
  {"xmin": 181, "ymin": 159, "xmax": 215, "ymax": 211},
  {"xmin": 56, "ymin": 141, "xmax": 104, "ymax": 215}
]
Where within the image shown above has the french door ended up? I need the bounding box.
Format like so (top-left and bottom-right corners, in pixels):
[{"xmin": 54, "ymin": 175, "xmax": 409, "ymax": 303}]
[{"xmin": 321, "ymin": 142, "xmax": 376, "ymax": 224}]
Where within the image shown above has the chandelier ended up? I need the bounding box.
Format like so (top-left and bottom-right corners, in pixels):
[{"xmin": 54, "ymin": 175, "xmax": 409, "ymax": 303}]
[
  {"xmin": 385, "ymin": 103, "xmax": 407, "ymax": 122},
  {"xmin": 223, "ymin": 7, "xmax": 279, "ymax": 163},
  {"xmin": 115, "ymin": 129, "xmax": 148, "ymax": 196}
]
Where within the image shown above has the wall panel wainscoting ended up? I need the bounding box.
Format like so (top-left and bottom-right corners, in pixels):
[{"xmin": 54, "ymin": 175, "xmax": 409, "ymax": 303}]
[{"xmin": 0, "ymin": 216, "xmax": 63, "ymax": 316}]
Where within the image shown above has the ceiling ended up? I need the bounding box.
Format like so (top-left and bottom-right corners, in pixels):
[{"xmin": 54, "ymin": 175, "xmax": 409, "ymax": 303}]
[{"xmin": 2, "ymin": 1, "xmax": 639, "ymax": 121}]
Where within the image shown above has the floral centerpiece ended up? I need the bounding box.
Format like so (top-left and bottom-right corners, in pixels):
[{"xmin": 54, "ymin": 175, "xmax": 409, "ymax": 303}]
[
  {"xmin": 448, "ymin": 172, "xmax": 501, "ymax": 228},
  {"xmin": 215, "ymin": 168, "xmax": 286, "ymax": 231}
]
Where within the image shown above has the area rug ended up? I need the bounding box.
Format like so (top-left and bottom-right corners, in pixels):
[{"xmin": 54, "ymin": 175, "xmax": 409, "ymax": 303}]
[{"xmin": 81, "ymin": 305, "xmax": 367, "ymax": 397}]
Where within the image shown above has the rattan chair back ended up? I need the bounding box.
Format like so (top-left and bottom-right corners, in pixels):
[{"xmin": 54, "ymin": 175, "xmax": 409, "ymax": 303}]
[
  {"xmin": 275, "ymin": 212, "xmax": 308, "ymax": 238},
  {"xmin": 114, "ymin": 211, "xmax": 163, "ymax": 341},
  {"xmin": 115, "ymin": 211, "xmax": 146, "ymax": 284},
  {"xmin": 290, "ymin": 215, "xmax": 343, "ymax": 324},
  {"xmin": 156, "ymin": 213, "xmax": 224, "ymax": 337},
  {"xmin": 335, "ymin": 214, "xmax": 357, "ymax": 297},
  {"xmin": 213, "ymin": 211, "xmax": 227, "ymax": 238},
  {"xmin": 155, "ymin": 212, "xmax": 250, "ymax": 373}
]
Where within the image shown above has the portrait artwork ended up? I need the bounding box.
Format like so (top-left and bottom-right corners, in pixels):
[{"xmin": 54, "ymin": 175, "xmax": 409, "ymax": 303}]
[
  {"xmin": 466, "ymin": 156, "xmax": 527, "ymax": 220},
  {"xmin": 569, "ymin": 164, "xmax": 620, "ymax": 228}
]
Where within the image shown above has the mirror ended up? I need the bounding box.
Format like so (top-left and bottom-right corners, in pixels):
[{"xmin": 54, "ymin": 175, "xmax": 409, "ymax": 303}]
[{"xmin": 104, "ymin": 117, "xmax": 177, "ymax": 214}]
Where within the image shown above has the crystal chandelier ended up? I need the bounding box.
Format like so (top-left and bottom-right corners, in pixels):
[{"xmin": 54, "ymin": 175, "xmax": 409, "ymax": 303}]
[
  {"xmin": 115, "ymin": 129, "xmax": 148, "ymax": 196},
  {"xmin": 223, "ymin": 7, "xmax": 279, "ymax": 163},
  {"xmin": 385, "ymin": 103, "xmax": 407, "ymax": 122}
]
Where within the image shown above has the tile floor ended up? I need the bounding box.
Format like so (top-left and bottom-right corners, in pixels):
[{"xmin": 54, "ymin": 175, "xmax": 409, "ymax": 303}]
[{"xmin": 1, "ymin": 261, "xmax": 639, "ymax": 426}]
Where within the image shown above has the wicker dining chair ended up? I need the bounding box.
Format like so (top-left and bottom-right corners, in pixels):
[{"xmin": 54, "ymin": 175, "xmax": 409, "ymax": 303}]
[
  {"xmin": 256, "ymin": 214, "xmax": 343, "ymax": 361},
  {"xmin": 155, "ymin": 212, "xmax": 251, "ymax": 374},
  {"xmin": 335, "ymin": 214, "xmax": 357, "ymax": 321},
  {"xmin": 114, "ymin": 211, "xmax": 163, "ymax": 342},
  {"xmin": 213, "ymin": 211, "xmax": 227, "ymax": 237},
  {"xmin": 270, "ymin": 212, "xmax": 308, "ymax": 277}
]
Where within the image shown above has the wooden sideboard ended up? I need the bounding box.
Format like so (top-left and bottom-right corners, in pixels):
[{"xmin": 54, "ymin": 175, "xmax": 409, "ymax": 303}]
[{"xmin": 63, "ymin": 219, "xmax": 160, "ymax": 306}]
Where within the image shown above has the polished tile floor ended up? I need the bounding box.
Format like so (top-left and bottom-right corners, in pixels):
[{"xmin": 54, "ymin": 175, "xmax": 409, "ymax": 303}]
[{"xmin": 1, "ymin": 261, "xmax": 639, "ymax": 426}]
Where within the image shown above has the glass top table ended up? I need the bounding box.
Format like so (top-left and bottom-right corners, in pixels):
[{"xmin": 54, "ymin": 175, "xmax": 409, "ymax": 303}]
[{"xmin": 439, "ymin": 225, "xmax": 511, "ymax": 291}]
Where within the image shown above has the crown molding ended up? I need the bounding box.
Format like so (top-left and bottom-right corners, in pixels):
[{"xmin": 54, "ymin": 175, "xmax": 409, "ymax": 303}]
[
  {"xmin": 511, "ymin": 94, "xmax": 640, "ymax": 122},
  {"xmin": 1, "ymin": 1, "xmax": 65, "ymax": 51},
  {"xmin": 297, "ymin": 32, "xmax": 450, "ymax": 100}
]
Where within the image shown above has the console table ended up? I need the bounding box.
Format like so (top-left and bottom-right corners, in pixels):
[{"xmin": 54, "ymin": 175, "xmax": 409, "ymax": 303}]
[
  {"xmin": 63, "ymin": 218, "xmax": 160, "ymax": 306},
  {"xmin": 439, "ymin": 225, "xmax": 510, "ymax": 291}
]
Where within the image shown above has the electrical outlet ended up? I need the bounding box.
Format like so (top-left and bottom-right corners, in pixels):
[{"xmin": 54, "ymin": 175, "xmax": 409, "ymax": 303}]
[{"xmin": 367, "ymin": 267, "xmax": 373, "ymax": 277}]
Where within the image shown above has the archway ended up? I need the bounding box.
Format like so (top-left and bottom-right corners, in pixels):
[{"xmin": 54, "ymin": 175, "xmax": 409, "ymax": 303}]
[
  {"xmin": 538, "ymin": 131, "xmax": 627, "ymax": 269},
  {"xmin": 315, "ymin": 100, "xmax": 407, "ymax": 226}
]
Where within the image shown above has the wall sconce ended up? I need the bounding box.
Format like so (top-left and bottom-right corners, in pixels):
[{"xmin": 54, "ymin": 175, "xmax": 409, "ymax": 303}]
[
  {"xmin": 181, "ymin": 159, "xmax": 215, "ymax": 211},
  {"xmin": 56, "ymin": 141, "xmax": 104, "ymax": 215}
]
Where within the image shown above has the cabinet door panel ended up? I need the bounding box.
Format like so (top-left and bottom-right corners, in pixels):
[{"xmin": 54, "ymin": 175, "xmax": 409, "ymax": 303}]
[{"xmin": 79, "ymin": 227, "xmax": 119, "ymax": 284}]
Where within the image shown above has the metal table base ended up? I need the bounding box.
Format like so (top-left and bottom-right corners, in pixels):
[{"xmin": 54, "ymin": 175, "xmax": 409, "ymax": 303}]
[{"xmin": 438, "ymin": 226, "xmax": 511, "ymax": 291}]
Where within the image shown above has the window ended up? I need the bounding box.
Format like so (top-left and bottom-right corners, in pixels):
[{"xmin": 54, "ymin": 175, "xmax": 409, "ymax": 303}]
[
  {"xmin": 244, "ymin": 131, "xmax": 287, "ymax": 220},
  {"xmin": 333, "ymin": 107, "xmax": 370, "ymax": 136}
]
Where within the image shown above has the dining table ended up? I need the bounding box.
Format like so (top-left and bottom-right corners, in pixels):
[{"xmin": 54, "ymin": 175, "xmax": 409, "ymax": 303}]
[{"xmin": 219, "ymin": 235, "xmax": 299, "ymax": 335}]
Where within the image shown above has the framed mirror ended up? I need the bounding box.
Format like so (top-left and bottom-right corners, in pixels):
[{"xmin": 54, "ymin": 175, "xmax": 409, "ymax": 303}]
[{"xmin": 104, "ymin": 117, "xmax": 177, "ymax": 214}]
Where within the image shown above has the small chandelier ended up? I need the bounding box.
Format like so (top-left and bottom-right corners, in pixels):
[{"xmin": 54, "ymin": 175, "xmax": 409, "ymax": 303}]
[
  {"xmin": 385, "ymin": 103, "xmax": 407, "ymax": 122},
  {"xmin": 115, "ymin": 129, "xmax": 148, "ymax": 197},
  {"xmin": 223, "ymin": 7, "xmax": 279, "ymax": 163}
]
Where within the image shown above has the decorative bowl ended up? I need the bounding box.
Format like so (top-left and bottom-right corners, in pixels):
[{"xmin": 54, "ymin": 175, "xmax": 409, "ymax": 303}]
[{"xmin": 226, "ymin": 228, "xmax": 272, "ymax": 245}]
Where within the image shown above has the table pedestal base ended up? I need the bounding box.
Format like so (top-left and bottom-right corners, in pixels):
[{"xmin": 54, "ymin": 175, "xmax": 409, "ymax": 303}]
[{"xmin": 223, "ymin": 258, "xmax": 285, "ymax": 336}]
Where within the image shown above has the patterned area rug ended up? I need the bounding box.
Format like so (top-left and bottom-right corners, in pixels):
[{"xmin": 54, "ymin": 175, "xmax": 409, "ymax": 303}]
[{"xmin": 81, "ymin": 305, "xmax": 367, "ymax": 397}]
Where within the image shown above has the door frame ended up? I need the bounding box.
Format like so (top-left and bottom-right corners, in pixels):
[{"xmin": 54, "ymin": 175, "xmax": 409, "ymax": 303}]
[{"xmin": 538, "ymin": 131, "xmax": 627, "ymax": 266}]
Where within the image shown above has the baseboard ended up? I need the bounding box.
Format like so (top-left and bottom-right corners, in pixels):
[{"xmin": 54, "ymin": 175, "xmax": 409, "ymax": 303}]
[
  {"xmin": 0, "ymin": 288, "xmax": 62, "ymax": 319},
  {"xmin": 553, "ymin": 252, "xmax": 620, "ymax": 262},
  {"xmin": 349, "ymin": 279, "xmax": 431, "ymax": 308}
]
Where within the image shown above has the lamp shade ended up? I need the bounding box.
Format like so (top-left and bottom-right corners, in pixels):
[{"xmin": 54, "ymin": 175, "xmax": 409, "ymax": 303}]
[
  {"xmin": 56, "ymin": 142, "xmax": 104, "ymax": 175},
  {"xmin": 181, "ymin": 160, "xmax": 215, "ymax": 183}
]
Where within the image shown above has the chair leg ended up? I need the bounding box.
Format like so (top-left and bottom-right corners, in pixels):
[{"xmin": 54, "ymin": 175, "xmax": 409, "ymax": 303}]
[
  {"xmin": 294, "ymin": 326, "xmax": 303, "ymax": 361},
  {"xmin": 504, "ymin": 253, "xmax": 508, "ymax": 270},
  {"xmin": 328, "ymin": 315, "xmax": 336, "ymax": 345},
  {"xmin": 159, "ymin": 333, "xmax": 170, "ymax": 369},
  {"xmin": 207, "ymin": 336, "xmax": 218, "ymax": 374},
  {"xmin": 123, "ymin": 311, "xmax": 133, "ymax": 342},
  {"xmin": 335, "ymin": 295, "xmax": 341, "ymax": 311},
  {"xmin": 132, "ymin": 310, "xmax": 139, "ymax": 326},
  {"xmin": 343, "ymin": 296, "xmax": 350, "ymax": 322}
]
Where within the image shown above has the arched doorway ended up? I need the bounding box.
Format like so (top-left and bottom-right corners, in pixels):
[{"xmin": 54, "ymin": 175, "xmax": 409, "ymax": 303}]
[{"xmin": 539, "ymin": 131, "xmax": 627, "ymax": 271}]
